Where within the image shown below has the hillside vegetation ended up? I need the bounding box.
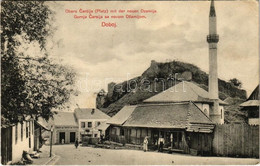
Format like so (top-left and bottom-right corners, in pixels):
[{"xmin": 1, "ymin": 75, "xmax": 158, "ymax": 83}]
[{"xmin": 97, "ymin": 60, "xmax": 247, "ymax": 123}]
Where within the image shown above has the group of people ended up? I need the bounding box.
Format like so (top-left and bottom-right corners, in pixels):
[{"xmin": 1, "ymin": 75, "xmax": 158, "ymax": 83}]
[
  {"xmin": 143, "ymin": 136, "xmax": 165, "ymax": 152},
  {"xmin": 74, "ymin": 134, "xmax": 105, "ymax": 149},
  {"xmin": 74, "ymin": 135, "xmax": 166, "ymax": 152}
]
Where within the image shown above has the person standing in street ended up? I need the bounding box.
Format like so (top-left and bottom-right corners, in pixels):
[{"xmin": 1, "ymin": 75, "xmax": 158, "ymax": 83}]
[
  {"xmin": 75, "ymin": 138, "xmax": 79, "ymax": 149},
  {"xmin": 100, "ymin": 134, "xmax": 104, "ymax": 144},
  {"xmin": 158, "ymin": 136, "xmax": 165, "ymax": 152},
  {"xmin": 143, "ymin": 136, "xmax": 149, "ymax": 152}
]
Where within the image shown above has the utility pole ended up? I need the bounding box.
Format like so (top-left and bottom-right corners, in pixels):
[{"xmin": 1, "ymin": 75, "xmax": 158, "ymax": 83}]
[{"xmin": 50, "ymin": 125, "xmax": 54, "ymax": 157}]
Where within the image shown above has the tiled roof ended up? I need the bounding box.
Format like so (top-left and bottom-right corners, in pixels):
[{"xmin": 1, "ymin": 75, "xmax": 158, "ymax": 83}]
[
  {"xmin": 240, "ymin": 100, "xmax": 260, "ymax": 107},
  {"xmin": 53, "ymin": 111, "xmax": 77, "ymax": 127},
  {"xmin": 240, "ymin": 85, "xmax": 260, "ymax": 107},
  {"xmin": 188, "ymin": 103, "xmax": 213, "ymax": 124},
  {"xmin": 107, "ymin": 105, "xmax": 136, "ymax": 125},
  {"xmin": 248, "ymin": 85, "xmax": 259, "ymax": 100},
  {"xmin": 36, "ymin": 117, "xmax": 50, "ymax": 130},
  {"xmin": 123, "ymin": 103, "xmax": 188, "ymax": 128},
  {"xmin": 95, "ymin": 121, "xmax": 110, "ymax": 131},
  {"xmin": 144, "ymin": 81, "xmax": 226, "ymax": 105},
  {"xmin": 74, "ymin": 108, "xmax": 110, "ymax": 120},
  {"xmin": 123, "ymin": 102, "xmax": 213, "ymax": 131}
]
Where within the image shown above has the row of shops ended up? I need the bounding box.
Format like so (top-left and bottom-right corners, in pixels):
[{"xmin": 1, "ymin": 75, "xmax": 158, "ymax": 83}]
[
  {"xmin": 49, "ymin": 81, "xmax": 221, "ymax": 156},
  {"xmin": 48, "ymin": 81, "xmax": 259, "ymax": 156},
  {"xmin": 107, "ymin": 101, "xmax": 215, "ymax": 155}
]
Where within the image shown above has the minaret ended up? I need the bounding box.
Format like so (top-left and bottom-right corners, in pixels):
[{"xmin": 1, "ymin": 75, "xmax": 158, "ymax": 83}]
[{"xmin": 207, "ymin": 0, "xmax": 222, "ymax": 124}]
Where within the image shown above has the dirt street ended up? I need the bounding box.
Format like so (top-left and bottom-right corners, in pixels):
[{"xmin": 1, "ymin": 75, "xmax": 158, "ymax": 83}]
[{"xmin": 45, "ymin": 144, "xmax": 260, "ymax": 165}]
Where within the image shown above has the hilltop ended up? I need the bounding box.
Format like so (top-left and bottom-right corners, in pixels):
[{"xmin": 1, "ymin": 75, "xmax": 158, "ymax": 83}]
[{"xmin": 96, "ymin": 60, "xmax": 247, "ymax": 123}]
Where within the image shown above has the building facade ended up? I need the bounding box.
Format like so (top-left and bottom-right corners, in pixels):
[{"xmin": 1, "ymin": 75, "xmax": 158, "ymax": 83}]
[
  {"xmin": 107, "ymin": 102, "xmax": 215, "ymax": 155},
  {"xmin": 53, "ymin": 126, "xmax": 78, "ymax": 144},
  {"xmin": 74, "ymin": 108, "xmax": 110, "ymax": 142},
  {"xmin": 50, "ymin": 109, "xmax": 110, "ymax": 144},
  {"xmin": 51, "ymin": 111, "xmax": 78, "ymax": 144},
  {"xmin": 240, "ymin": 85, "xmax": 260, "ymax": 125},
  {"xmin": 33, "ymin": 118, "xmax": 49, "ymax": 151},
  {"xmin": 1, "ymin": 117, "xmax": 34, "ymax": 164}
]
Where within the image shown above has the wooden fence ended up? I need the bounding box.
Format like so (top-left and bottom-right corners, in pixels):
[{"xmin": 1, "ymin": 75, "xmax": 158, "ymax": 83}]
[{"xmin": 213, "ymin": 124, "xmax": 259, "ymax": 158}]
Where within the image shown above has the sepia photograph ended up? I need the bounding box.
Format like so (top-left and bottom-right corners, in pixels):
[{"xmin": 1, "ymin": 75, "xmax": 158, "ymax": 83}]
[{"xmin": 1, "ymin": 0, "xmax": 259, "ymax": 165}]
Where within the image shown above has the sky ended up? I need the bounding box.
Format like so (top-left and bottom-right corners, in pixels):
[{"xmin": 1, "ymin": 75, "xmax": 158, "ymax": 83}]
[{"xmin": 46, "ymin": 1, "xmax": 259, "ymax": 109}]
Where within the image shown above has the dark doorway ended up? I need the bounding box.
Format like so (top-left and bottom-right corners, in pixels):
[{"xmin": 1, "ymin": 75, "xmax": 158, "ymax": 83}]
[
  {"xmin": 70, "ymin": 132, "xmax": 76, "ymax": 143},
  {"xmin": 59, "ymin": 132, "xmax": 65, "ymax": 144},
  {"xmin": 151, "ymin": 129, "xmax": 159, "ymax": 145},
  {"xmin": 172, "ymin": 131, "xmax": 182, "ymax": 149},
  {"xmin": 1, "ymin": 127, "xmax": 12, "ymax": 164}
]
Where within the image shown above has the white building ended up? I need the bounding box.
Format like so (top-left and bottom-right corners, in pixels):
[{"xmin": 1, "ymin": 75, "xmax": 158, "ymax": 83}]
[
  {"xmin": 74, "ymin": 108, "xmax": 110, "ymax": 142},
  {"xmin": 1, "ymin": 117, "xmax": 34, "ymax": 164},
  {"xmin": 51, "ymin": 111, "xmax": 78, "ymax": 144}
]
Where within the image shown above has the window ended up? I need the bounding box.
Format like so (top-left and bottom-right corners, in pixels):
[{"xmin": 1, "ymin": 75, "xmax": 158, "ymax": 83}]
[
  {"xmin": 32, "ymin": 121, "xmax": 34, "ymax": 134},
  {"xmin": 112, "ymin": 128, "xmax": 116, "ymax": 135},
  {"xmin": 29, "ymin": 121, "xmax": 31, "ymax": 135},
  {"xmin": 21, "ymin": 122, "xmax": 23, "ymax": 141},
  {"xmin": 94, "ymin": 134, "xmax": 98, "ymax": 138},
  {"xmin": 221, "ymin": 109, "xmax": 223, "ymax": 119},
  {"xmin": 81, "ymin": 122, "xmax": 85, "ymax": 128},
  {"xmin": 29, "ymin": 136, "xmax": 31, "ymax": 148},
  {"xmin": 88, "ymin": 122, "xmax": 92, "ymax": 128},
  {"xmin": 15, "ymin": 125, "xmax": 18, "ymax": 144},
  {"xmin": 26, "ymin": 122, "xmax": 29, "ymax": 138},
  {"xmin": 204, "ymin": 109, "xmax": 207, "ymax": 115},
  {"xmin": 120, "ymin": 128, "xmax": 124, "ymax": 136},
  {"xmin": 97, "ymin": 122, "xmax": 101, "ymax": 126}
]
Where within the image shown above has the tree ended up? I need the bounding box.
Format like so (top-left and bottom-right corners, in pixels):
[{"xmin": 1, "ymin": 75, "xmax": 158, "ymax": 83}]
[
  {"xmin": 229, "ymin": 78, "xmax": 242, "ymax": 88},
  {"xmin": 1, "ymin": 1, "xmax": 78, "ymax": 125}
]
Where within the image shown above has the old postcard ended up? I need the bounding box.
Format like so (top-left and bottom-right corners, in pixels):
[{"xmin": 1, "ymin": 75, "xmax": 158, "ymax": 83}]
[{"xmin": 1, "ymin": 0, "xmax": 259, "ymax": 165}]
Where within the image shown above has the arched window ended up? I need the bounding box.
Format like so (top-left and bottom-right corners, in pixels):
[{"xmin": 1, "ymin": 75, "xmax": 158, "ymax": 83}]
[
  {"xmin": 203, "ymin": 108, "xmax": 208, "ymax": 115},
  {"xmin": 221, "ymin": 109, "xmax": 223, "ymax": 119}
]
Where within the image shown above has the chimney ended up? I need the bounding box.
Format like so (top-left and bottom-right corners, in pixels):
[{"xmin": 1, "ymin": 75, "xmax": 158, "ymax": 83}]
[
  {"xmin": 151, "ymin": 60, "xmax": 156, "ymax": 66},
  {"xmin": 91, "ymin": 108, "xmax": 95, "ymax": 115}
]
